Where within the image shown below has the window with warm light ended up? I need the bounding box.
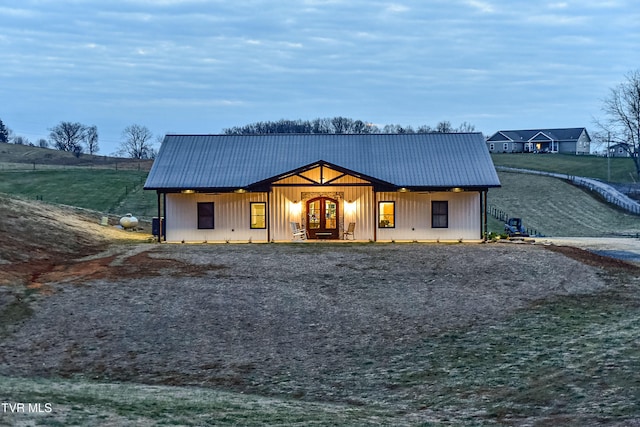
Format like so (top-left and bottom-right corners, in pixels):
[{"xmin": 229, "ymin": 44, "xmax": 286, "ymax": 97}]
[
  {"xmin": 378, "ymin": 201, "xmax": 395, "ymax": 228},
  {"xmin": 197, "ymin": 202, "xmax": 214, "ymax": 229},
  {"xmin": 250, "ymin": 202, "xmax": 266, "ymax": 229}
]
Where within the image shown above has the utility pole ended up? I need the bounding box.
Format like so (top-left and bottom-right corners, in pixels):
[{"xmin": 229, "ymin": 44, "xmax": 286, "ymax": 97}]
[{"xmin": 607, "ymin": 132, "xmax": 611, "ymax": 182}]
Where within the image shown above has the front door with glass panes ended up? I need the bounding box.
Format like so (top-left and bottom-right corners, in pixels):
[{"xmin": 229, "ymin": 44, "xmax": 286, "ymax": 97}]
[{"xmin": 306, "ymin": 197, "xmax": 339, "ymax": 239}]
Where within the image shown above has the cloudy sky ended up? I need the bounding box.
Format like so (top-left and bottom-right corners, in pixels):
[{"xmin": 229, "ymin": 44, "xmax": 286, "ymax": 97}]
[{"xmin": 1, "ymin": 0, "xmax": 638, "ymax": 154}]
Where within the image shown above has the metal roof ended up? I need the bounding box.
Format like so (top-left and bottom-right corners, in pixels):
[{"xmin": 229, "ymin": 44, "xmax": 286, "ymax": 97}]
[{"xmin": 144, "ymin": 133, "xmax": 501, "ymax": 191}]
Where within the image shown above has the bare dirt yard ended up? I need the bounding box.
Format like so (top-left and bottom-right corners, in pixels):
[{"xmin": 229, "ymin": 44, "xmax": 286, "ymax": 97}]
[{"xmin": 1, "ymin": 194, "xmax": 640, "ymax": 425}]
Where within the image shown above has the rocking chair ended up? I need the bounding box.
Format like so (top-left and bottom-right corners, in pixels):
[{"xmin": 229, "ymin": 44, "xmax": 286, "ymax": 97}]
[
  {"xmin": 290, "ymin": 222, "xmax": 307, "ymax": 240},
  {"xmin": 343, "ymin": 222, "xmax": 355, "ymax": 240}
]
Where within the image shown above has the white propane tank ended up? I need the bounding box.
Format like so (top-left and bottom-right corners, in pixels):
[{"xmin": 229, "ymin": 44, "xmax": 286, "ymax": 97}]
[{"xmin": 119, "ymin": 213, "xmax": 139, "ymax": 229}]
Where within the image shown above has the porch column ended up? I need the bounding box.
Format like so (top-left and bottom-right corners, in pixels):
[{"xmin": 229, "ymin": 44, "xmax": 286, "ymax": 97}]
[
  {"xmin": 267, "ymin": 190, "xmax": 271, "ymax": 243},
  {"xmin": 373, "ymin": 188, "xmax": 377, "ymax": 242},
  {"xmin": 156, "ymin": 191, "xmax": 162, "ymax": 243},
  {"xmin": 482, "ymin": 190, "xmax": 488, "ymax": 240}
]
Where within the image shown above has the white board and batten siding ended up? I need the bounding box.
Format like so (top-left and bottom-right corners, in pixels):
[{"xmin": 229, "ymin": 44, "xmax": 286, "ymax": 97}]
[
  {"xmin": 165, "ymin": 188, "xmax": 481, "ymax": 243},
  {"xmin": 165, "ymin": 193, "xmax": 268, "ymax": 242},
  {"xmin": 376, "ymin": 191, "xmax": 480, "ymax": 241}
]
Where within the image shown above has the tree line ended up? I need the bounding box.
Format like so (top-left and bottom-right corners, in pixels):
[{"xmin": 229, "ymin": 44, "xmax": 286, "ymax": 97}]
[
  {"xmin": 224, "ymin": 117, "xmax": 477, "ymax": 135},
  {"xmin": 0, "ymin": 120, "xmax": 157, "ymax": 159}
]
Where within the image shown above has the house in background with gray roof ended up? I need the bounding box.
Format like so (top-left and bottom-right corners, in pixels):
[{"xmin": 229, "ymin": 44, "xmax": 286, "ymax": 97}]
[
  {"xmin": 608, "ymin": 142, "xmax": 634, "ymax": 158},
  {"xmin": 144, "ymin": 133, "xmax": 500, "ymax": 243},
  {"xmin": 486, "ymin": 128, "xmax": 591, "ymax": 154}
]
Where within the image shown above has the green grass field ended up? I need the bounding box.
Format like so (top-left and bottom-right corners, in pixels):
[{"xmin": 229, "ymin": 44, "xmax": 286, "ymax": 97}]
[
  {"xmin": 491, "ymin": 153, "xmax": 638, "ymax": 183},
  {"xmin": 0, "ymin": 169, "xmax": 156, "ymax": 218},
  {"xmin": 487, "ymin": 171, "xmax": 640, "ymax": 236}
]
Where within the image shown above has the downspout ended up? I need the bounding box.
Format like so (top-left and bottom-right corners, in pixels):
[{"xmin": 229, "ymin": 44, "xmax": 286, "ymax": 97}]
[
  {"xmin": 479, "ymin": 190, "xmax": 483, "ymax": 240},
  {"xmin": 373, "ymin": 187, "xmax": 377, "ymax": 242},
  {"xmin": 267, "ymin": 190, "xmax": 271, "ymax": 242},
  {"xmin": 162, "ymin": 192, "xmax": 167, "ymax": 242},
  {"xmin": 156, "ymin": 190, "xmax": 162, "ymax": 243},
  {"xmin": 483, "ymin": 190, "xmax": 488, "ymax": 241}
]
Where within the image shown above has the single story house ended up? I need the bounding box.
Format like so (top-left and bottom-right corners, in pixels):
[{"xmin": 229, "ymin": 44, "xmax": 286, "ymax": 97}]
[
  {"xmin": 144, "ymin": 133, "xmax": 501, "ymax": 243},
  {"xmin": 487, "ymin": 128, "xmax": 591, "ymax": 154}
]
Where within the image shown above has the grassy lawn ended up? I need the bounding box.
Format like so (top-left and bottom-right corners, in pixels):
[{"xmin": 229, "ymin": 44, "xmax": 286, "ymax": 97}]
[
  {"xmin": 487, "ymin": 171, "xmax": 640, "ymax": 236},
  {"xmin": 0, "ymin": 376, "xmax": 396, "ymax": 426},
  {"xmin": 491, "ymin": 153, "xmax": 638, "ymax": 183},
  {"xmin": 0, "ymin": 169, "xmax": 155, "ymax": 218}
]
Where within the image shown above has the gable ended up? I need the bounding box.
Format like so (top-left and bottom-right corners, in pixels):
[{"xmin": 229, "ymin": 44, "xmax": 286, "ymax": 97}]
[
  {"xmin": 272, "ymin": 163, "xmax": 372, "ymax": 186},
  {"xmin": 530, "ymin": 132, "xmax": 552, "ymax": 142},
  {"xmin": 487, "ymin": 132, "xmax": 512, "ymax": 142}
]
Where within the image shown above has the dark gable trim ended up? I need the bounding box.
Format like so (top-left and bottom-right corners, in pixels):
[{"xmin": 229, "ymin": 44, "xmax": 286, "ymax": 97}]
[{"xmin": 247, "ymin": 160, "xmax": 396, "ymax": 192}]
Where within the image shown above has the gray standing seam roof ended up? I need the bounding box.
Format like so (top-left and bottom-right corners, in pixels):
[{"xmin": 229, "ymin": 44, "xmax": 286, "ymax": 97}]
[{"xmin": 144, "ymin": 133, "xmax": 501, "ymax": 190}]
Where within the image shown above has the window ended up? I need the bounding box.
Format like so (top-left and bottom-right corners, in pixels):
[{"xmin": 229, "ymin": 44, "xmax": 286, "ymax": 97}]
[
  {"xmin": 197, "ymin": 202, "xmax": 214, "ymax": 229},
  {"xmin": 432, "ymin": 201, "xmax": 448, "ymax": 228},
  {"xmin": 250, "ymin": 202, "xmax": 266, "ymax": 229},
  {"xmin": 378, "ymin": 201, "xmax": 395, "ymax": 228},
  {"xmin": 489, "ymin": 143, "xmax": 495, "ymax": 150},
  {"xmin": 503, "ymin": 143, "xmax": 509, "ymax": 151}
]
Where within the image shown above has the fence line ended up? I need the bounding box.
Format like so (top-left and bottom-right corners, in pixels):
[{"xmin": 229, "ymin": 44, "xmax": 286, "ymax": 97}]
[{"xmin": 496, "ymin": 166, "xmax": 640, "ymax": 215}]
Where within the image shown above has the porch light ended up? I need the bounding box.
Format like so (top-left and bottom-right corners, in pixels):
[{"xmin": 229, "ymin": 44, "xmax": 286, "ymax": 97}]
[
  {"xmin": 234, "ymin": 188, "xmax": 247, "ymax": 194},
  {"xmin": 181, "ymin": 189, "xmax": 195, "ymax": 194},
  {"xmin": 398, "ymin": 187, "xmax": 410, "ymax": 192},
  {"xmin": 344, "ymin": 200, "xmax": 356, "ymax": 215},
  {"xmin": 290, "ymin": 200, "xmax": 302, "ymax": 215},
  {"xmin": 451, "ymin": 187, "xmax": 464, "ymax": 193}
]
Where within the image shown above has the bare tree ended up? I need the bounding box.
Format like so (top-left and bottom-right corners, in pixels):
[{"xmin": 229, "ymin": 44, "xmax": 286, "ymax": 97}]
[
  {"xmin": 119, "ymin": 124, "xmax": 154, "ymax": 159},
  {"xmin": 596, "ymin": 70, "xmax": 640, "ymax": 177},
  {"xmin": 331, "ymin": 116, "xmax": 349, "ymax": 134},
  {"xmin": 456, "ymin": 121, "xmax": 476, "ymax": 133},
  {"xmin": 12, "ymin": 136, "xmax": 30, "ymax": 145},
  {"xmin": 49, "ymin": 121, "xmax": 86, "ymax": 153},
  {"xmin": 0, "ymin": 119, "xmax": 9, "ymax": 143},
  {"xmin": 435, "ymin": 121, "xmax": 454, "ymax": 133},
  {"xmin": 416, "ymin": 125, "xmax": 434, "ymax": 133},
  {"xmin": 85, "ymin": 125, "xmax": 99, "ymax": 155}
]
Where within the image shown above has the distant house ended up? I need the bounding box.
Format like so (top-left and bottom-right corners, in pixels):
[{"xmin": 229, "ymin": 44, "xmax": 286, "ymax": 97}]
[
  {"xmin": 608, "ymin": 143, "xmax": 633, "ymax": 158},
  {"xmin": 486, "ymin": 128, "xmax": 591, "ymax": 154},
  {"xmin": 144, "ymin": 133, "xmax": 500, "ymax": 243}
]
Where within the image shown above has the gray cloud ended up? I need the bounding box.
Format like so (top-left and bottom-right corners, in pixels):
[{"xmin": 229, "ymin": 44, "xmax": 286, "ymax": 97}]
[{"xmin": 1, "ymin": 0, "xmax": 637, "ymax": 152}]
